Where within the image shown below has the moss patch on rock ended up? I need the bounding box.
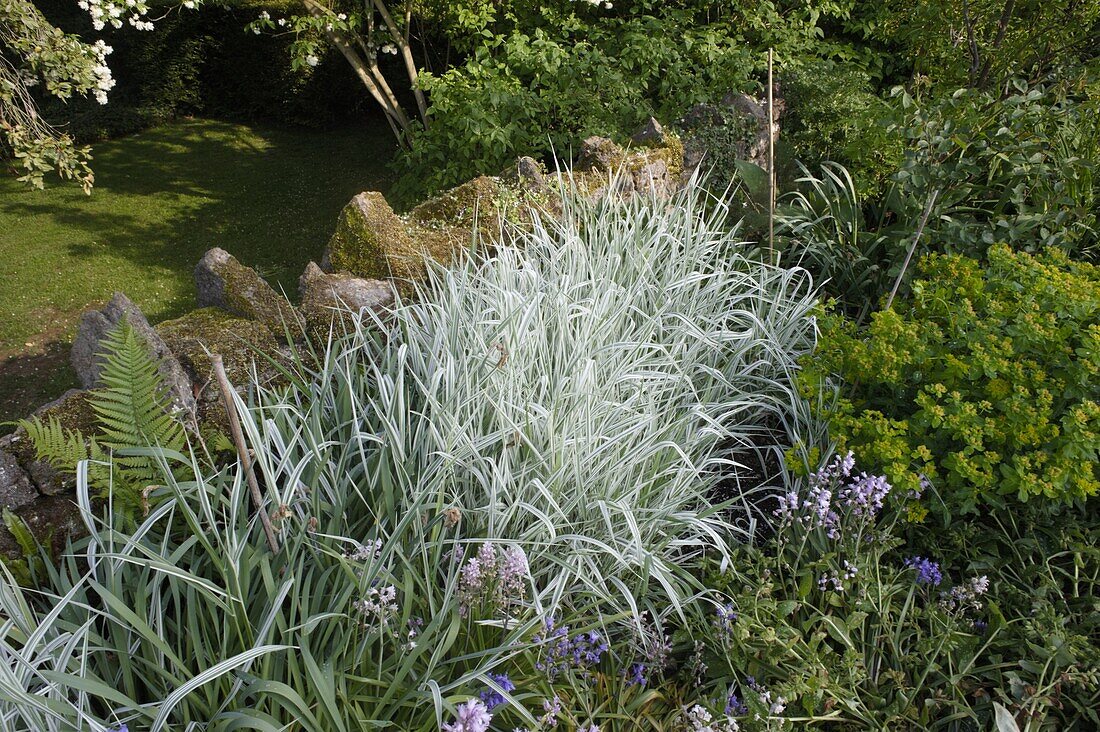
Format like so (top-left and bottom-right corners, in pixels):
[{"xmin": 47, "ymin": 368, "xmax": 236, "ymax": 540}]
[
  {"xmin": 325, "ymin": 192, "xmax": 422, "ymax": 281},
  {"xmin": 195, "ymin": 248, "xmax": 302, "ymax": 335},
  {"xmin": 157, "ymin": 308, "xmax": 278, "ymax": 387},
  {"xmin": 156, "ymin": 308, "xmax": 283, "ymax": 430}
]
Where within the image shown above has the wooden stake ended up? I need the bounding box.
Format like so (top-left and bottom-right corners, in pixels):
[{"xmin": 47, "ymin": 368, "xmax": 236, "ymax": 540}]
[
  {"xmin": 886, "ymin": 189, "xmax": 940, "ymax": 311},
  {"xmin": 767, "ymin": 48, "xmax": 776, "ymax": 265},
  {"xmin": 212, "ymin": 354, "xmax": 280, "ymax": 554}
]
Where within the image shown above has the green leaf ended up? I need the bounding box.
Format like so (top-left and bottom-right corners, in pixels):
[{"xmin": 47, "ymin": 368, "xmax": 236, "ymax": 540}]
[{"xmin": 994, "ymin": 702, "xmax": 1021, "ymax": 732}]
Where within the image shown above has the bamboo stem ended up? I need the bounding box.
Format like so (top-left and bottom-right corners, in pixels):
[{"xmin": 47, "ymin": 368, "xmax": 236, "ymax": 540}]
[
  {"xmin": 212, "ymin": 355, "xmax": 280, "ymax": 554},
  {"xmin": 767, "ymin": 48, "xmax": 776, "ymax": 265},
  {"xmin": 886, "ymin": 189, "xmax": 940, "ymax": 311}
]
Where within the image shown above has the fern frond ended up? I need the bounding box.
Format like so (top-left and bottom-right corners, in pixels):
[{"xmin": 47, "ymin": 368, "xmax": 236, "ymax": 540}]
[
  {"xmin": 18, "ymin": 416, "xmax": 90, "ymax": 468},
  {"xmin": 89, "ymin": 318, "xmax": 186, "ymax": 487},
  {"xmin": 18, "ymin": 415, "xmax": 113, "ymax": 491}
]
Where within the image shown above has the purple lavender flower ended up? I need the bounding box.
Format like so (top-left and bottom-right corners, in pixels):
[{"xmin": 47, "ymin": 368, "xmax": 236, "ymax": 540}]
[
  {"xmin": 725, "ymin": 692, "xmax": 748, "ymax": 715},
  {"xmin": 478, "ymin": 672, "xmax": 515, "ymax": 711},
  {"xmin": 625, "ymin": 662, "xmax": 647, "ymax": 687},
  {"xmin": 533, "ymin": 618, "xmax": 607, "ymax": 680},
  {"xmin": 904, "ymin": 556, "xmax": 943, "ymax": 586},
  {"xmin": 443, "ymin": 699, "xmax": 492, "ymax": 732}
]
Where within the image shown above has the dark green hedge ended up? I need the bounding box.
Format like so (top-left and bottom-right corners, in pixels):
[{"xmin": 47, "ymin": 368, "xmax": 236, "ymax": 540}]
[{"xmin": 35, "ymin": 0, "xmax": 367, "ymax": 141}]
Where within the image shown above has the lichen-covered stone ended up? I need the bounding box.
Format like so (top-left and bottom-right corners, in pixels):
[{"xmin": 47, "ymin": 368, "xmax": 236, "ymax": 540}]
[
  {"xmin": 323, "ymin": 191, "xmax": 436, "ymax": 282},
  {"xmin": 507, "ymin": 156, "xmax": 547, "ymax": 192},
  {"xmin": 195, "ymin": 248, "xmax": 301, "ymax": 335},
  {"xmin": 0, "ymin": 450, "xmax": 36, "ymax": 510},
  {"xmin": 409, "ymin": 175, "xmax": 509, "ymax": 250},
  {"xmin": 71, "ymin": 292, "xmax": 195, "ymax": 416},
  {"xmin": 569, "ymin": 131, "xmax": 685, "ymax": 202},
  {"xmin": 631, "ymin": 117, "xmax": 667, "ymax": 146},
  {"xmin": 298, "ymin": 262, "xmax": 395, "ymax": 337},
  {"xmin": 155, "ymin": 308, "xmax": 282, "ymax": 429},
  {"xmin": 632, "ymin": 158, "xmax": 671, "ymax": 197},
  {"xmin": 577, "ymin": 136, "xmax": 626, "ymax": 172}
]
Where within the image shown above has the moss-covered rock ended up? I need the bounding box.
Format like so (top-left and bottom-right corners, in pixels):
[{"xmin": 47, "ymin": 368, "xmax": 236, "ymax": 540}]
[
  {"xmin": 577, "ymin": 136, "xmax": 628, "ymax": 172},
  {"xmin": 298, "ymin": 262, "xmax": 395, "ymax": 339},
  {"xmin": 194, "ymin": 248, "xmax": 302, "ymax": 335},
  {"xmin": 568, "ymin": 131, "xmax": 685, "ymax": 202},
  {"xmin": 326, "ymin": 180, "xmax": 516, "ymax": 286},
  {"xmin": 155, "ymin": 308, "xmax": 283, "ymax": 429},
  {"xmin": 323, "ymin": 191, "xmax": 426, "ymax": 281}
]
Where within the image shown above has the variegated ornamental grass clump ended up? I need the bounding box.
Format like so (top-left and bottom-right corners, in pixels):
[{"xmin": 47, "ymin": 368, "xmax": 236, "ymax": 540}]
[{"xmin": 0, "ymin": 181, "xmax": 821, "ymax": 730}]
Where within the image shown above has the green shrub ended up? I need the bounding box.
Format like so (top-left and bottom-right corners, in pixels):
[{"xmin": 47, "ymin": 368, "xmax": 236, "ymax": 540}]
[
  {"xmin": 801, "ymin": 243, "xmax": 1100, "ymax": 517},
  {"xmin": 392, "ymin": 0, "xmax": 860, "ymax": 200},
  {"xmin": 891, "ymin": 79, "xmax": 1100, "ymax": 264},
  {"xmin": 779, "ymin": 60, "xmax": 903, "ymax": 199}
]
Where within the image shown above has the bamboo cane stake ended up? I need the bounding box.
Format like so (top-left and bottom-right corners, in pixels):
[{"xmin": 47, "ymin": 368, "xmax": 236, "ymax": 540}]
[
  {"xmin": 212, "ymin": 354, "xmax": 280, "ymax": 554},
  {"xmin": 886, "ymin": 189, "xmax": 940, "ymax": 311},
  {"xmin": 768, "ymin": 47, "xmax": 776, "ymax": 265}
]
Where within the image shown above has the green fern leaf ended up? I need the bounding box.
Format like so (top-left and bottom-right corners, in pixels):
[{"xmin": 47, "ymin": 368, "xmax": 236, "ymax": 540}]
[{"xmin": 89, "ymin": 319, "xmax": 186, "ymax": 487}]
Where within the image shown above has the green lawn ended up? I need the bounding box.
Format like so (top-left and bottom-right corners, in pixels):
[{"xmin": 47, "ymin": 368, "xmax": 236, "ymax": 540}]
[{"xmin": 0, "ymin": 117, "xmax": 396, "ymax": 424}]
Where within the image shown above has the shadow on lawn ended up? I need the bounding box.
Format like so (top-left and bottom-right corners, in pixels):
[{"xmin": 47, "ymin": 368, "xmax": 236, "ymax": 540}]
[
  {"xmin": 0, "ymin": 116, "xmax": 398, "ymax": 425},
  {"xmin": 4, "ymin": 117, "xmax": 397, "ymax": 307}
]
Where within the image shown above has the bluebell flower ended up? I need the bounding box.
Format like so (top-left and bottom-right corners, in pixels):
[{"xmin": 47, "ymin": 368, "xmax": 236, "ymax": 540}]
[
  {"xmin": 624, "ymin": 663, "xmax": 647, "ymax": 687},
  {"xmin": 478, "ymin": 672, "xmax": 515, "ymax": 710},
  {"xmin": 533, "ymin": 618, "xmax": 607, "ymax": 680},
  {"xmin": 904, "ymin": 556, "xmax": 943, "ymax": 586},
  {"xmin": 725, "ymin": 692, "xmax": 748, "ymax": 715},
  {"xmin": 443, "ymin": 699, "xmax": 492, "ymax": 732}
]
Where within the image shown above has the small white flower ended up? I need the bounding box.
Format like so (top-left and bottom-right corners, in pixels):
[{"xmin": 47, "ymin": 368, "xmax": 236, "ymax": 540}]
[{"xmin": 306, "ymin": 54, "xmax": 319, "ymax": 67}]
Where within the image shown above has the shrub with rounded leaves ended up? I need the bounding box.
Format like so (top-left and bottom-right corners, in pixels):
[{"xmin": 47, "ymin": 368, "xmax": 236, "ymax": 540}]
[{"xmin": 802, "ymin": 243, "xmax": 1099, "ymax": 517}]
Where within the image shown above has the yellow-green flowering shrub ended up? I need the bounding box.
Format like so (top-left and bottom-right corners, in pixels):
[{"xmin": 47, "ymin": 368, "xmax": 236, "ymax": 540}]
[{"xmin": 802, "ymin": 243, "xmax": 1100, "ymax": 516}]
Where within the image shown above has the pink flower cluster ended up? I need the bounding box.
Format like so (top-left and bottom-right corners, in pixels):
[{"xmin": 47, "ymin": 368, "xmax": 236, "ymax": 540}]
[{"xmin": 456, "ymin": 542, "xmax": 529, "ymax": 618}]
